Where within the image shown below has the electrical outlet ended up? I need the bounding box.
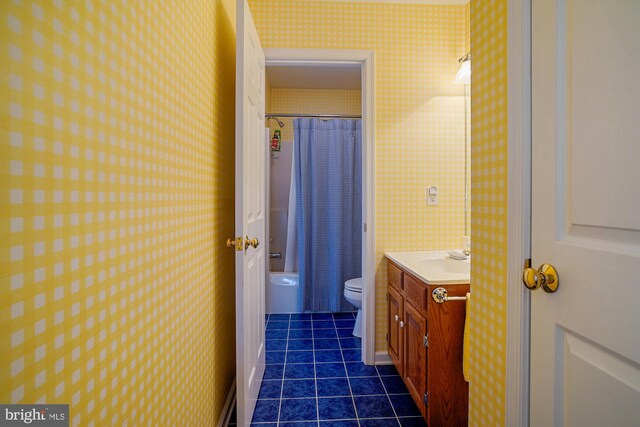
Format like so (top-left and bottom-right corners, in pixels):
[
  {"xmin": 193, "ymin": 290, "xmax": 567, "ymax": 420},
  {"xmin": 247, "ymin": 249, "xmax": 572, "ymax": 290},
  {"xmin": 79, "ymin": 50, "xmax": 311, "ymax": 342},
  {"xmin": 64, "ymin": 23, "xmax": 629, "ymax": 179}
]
[{"xmin": 427, "ymin": 185, "xmax": 438, "ymax": 206}]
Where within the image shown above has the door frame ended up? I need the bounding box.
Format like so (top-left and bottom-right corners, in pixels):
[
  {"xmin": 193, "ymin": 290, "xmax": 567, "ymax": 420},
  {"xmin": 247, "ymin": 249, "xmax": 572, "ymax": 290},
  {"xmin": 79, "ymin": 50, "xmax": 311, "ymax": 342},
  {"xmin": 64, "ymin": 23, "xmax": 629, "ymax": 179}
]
[
  {"xmin": 505, "ymin": 0, "xmax": 532, "ymax": 425},
  {"xmin": 264, "ymin": 48, "xmax": 376, "ymax": 365}
]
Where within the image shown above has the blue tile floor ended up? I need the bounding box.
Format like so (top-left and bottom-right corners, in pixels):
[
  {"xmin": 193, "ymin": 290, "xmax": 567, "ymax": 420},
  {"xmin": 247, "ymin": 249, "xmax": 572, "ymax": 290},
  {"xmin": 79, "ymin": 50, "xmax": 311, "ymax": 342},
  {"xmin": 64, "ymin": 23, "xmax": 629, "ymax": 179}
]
[{"xmin": 237, "ymin": 312, "xmax": 426, "ymax": 427}]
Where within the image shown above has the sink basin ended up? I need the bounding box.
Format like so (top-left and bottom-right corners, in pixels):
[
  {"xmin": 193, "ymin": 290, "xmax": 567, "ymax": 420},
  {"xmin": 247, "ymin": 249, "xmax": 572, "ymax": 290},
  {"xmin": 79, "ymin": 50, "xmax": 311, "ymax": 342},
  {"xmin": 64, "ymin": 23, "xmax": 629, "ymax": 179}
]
[
  {"xmin": 424, "ymin": 256, "xmax": 470, "ymax": 275},
  {"xmin": 385, "ymin": 251, "xmax": 470, "ymax": 285}
]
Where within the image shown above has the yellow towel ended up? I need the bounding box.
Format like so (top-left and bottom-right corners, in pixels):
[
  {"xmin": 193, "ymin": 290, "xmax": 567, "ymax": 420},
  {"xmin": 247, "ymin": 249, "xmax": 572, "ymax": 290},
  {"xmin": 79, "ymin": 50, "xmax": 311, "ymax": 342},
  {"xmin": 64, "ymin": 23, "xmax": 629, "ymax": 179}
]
[{"xmin": 463, "ymin": 292, "xmax": 471, "ymax": 382}]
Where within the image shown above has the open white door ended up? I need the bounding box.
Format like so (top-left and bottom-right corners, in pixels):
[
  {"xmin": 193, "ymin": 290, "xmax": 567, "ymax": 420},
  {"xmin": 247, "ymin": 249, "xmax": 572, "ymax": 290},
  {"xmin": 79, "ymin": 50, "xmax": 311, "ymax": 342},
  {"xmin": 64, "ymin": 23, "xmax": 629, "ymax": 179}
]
[
  {"xmin": 235, "ymin": 0, "xmax": 266, "ymax": 426},
  {"xmin": 530, "ymin": 1, "xmax": 640, "ymax": 425}
]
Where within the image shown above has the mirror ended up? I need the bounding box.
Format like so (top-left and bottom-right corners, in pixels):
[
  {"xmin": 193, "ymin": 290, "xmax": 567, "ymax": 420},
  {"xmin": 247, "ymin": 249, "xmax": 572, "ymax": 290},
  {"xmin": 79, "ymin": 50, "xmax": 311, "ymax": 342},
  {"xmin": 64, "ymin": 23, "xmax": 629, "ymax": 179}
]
[
  {"xmin": 455, "ymin": 55, "xmax": 471, "ymax": 238},
  {"xmin": 465, "ymin": 82, "xmax": 470, "ymax": 237}
]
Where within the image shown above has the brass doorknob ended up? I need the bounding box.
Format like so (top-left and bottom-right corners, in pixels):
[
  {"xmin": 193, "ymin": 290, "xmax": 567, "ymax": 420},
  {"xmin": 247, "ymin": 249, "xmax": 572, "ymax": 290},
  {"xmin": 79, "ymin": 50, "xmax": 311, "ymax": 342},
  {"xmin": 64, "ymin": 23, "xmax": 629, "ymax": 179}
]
[
  {"xmin": 245, "ymin": 236, "xmax": 260, "ymax": 250},
  {"xmin": 522, "ymin": 262, "xmax": 559, "ymax": 293}
]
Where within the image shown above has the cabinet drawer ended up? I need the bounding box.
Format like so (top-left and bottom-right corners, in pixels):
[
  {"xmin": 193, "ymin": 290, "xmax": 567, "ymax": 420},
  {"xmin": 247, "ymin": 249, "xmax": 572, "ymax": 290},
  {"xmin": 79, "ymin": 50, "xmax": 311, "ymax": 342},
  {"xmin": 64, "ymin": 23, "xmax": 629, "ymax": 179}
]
[
  {"xmin": 387, "ymin": 262, "xmax": 404, "ymax": 291},
  {"xmin": 404, "ymin": 274, "xmax": 427, "ymax": 311}
]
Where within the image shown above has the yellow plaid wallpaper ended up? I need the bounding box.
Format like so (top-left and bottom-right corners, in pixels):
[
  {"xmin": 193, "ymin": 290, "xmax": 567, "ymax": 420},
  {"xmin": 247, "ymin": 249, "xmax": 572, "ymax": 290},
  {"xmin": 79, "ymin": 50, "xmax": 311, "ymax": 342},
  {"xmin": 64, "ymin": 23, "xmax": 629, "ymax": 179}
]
[
  {"xmin": 249, "ymin": 0, "xmax": 468, "ymax": 354},
  {"xmin": 465, "ymin": 1, "xmax": 470, "ymax": 52},
  {"xmin": 1, "ymin": 0, "xmax": 237, "ymax": 425},
  {"xmin": 469, "ymin": 0, "xmax": 508, "ymax": 425},
  {"xmin": 268, "ymin": 88, "xmax": 362, "ymax": 142}
]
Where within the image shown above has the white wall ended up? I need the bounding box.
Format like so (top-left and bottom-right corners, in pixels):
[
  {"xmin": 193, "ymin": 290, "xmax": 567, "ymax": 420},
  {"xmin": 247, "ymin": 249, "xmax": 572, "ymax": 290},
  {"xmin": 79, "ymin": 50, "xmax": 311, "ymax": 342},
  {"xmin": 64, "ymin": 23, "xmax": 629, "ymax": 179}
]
[{"xmin": 269, "ymin": 140, "xmax": 293, "ymax": 271}]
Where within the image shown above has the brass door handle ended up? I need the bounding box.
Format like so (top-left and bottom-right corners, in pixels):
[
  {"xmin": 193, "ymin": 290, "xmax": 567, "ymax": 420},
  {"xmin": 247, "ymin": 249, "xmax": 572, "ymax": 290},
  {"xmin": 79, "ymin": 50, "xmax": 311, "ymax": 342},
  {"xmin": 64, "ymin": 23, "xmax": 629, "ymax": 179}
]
[
  {"xmin": 245, "ymin": 236, "xmax": 260, "ymax": 250},
  {"xmin": 522, "ymin": 261, "xmax": 559, "ymax": 293}
]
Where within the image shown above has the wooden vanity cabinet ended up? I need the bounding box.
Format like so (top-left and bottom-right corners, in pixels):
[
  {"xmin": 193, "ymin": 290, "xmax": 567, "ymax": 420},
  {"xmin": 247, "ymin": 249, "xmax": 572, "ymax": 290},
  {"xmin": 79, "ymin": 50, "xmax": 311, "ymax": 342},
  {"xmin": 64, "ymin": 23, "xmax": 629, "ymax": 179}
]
[
  {"xmin": 386, "ymin": 260, "xmax": 469, "ymax": 426},
  {"xmin": 387, "ymin": 285, "xmax": 404, "ymax": 374},
  {"xmin": 403, "ymin": 301, "xmax": 428, "ymax": 414}
]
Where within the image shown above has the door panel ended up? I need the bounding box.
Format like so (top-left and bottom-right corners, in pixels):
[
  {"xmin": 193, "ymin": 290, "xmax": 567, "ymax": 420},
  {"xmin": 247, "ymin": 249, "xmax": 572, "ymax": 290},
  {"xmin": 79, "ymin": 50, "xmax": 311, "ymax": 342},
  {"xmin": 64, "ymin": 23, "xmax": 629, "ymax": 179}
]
[
  {"xmin": 403, "ymin": 302, "xmax": 427, "ymax": 418},
  {"xmin": 561, "ymin": 331, "xmax": 640, "ymax": 426},
  {"xmin": 387, "ymin": 286, "xmax": 404, "ymax": 375},
  {"xmin": 566, "ymin": 2, "xmax": 640, "ymax": 231},
  {"xmin": 531, "ymin": 1, "xmax": 640, "ymax": 425},
  {"xmin": 235, "ymin": 1, "xmax": 266, "ymax": 426}
]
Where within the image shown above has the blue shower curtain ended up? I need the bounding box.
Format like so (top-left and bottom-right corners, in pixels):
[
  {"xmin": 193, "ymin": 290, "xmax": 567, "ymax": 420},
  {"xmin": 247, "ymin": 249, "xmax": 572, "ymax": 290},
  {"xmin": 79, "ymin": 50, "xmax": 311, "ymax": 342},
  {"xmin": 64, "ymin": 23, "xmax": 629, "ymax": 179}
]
[{"xmin": 294, "ymin": 118, "xmax": 362, "ymax": 312}]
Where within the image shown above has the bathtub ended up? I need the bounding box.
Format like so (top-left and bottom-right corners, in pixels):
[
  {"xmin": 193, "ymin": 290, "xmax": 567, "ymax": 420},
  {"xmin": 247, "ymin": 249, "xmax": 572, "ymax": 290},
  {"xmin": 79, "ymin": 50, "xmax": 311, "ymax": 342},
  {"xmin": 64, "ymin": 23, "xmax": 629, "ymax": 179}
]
[{"xmin": 267, "ymin": 272, "xmax": 301, "ymax": 314}]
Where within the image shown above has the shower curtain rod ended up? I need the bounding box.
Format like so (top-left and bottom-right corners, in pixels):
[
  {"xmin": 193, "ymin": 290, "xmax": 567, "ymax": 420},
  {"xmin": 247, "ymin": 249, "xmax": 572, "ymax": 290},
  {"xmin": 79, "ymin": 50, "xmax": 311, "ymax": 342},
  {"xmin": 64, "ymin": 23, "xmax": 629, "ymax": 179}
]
[{"xmin": 266, "ymin": 113, "xmax": 362, "ymax": 119}]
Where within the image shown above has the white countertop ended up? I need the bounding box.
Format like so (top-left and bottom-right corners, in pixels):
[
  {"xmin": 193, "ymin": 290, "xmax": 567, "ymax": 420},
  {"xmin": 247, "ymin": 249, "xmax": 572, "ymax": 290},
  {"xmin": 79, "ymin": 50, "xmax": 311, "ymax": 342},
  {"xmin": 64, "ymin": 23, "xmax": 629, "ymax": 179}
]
[{"xmin": 385, "ymin": 251, "xmax": 470, "ymax": 285}]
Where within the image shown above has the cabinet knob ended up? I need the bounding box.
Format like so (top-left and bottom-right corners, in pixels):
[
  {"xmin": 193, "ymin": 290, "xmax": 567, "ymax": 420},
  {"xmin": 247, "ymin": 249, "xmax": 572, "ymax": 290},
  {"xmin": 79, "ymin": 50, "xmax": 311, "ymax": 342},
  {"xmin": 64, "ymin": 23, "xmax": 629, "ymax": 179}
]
[
  {"xmin": 394, "ymin": 315, "xmax": 399, "ymax": 322},
  {"xmin": 400, "ymin": 321, "xmax": 404, "ymax": 328}
]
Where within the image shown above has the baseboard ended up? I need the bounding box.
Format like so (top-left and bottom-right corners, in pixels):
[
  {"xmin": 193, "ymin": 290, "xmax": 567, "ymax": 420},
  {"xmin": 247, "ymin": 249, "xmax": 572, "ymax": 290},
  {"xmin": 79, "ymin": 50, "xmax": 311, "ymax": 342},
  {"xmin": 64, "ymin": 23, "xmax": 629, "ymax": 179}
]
[
  {"xmin": 217, "ymin": 379, "xmax": 237, "ymax": 427},
  {"xmin": 374, "ymin": 351, "xmax": 392, "ymax": 365}
]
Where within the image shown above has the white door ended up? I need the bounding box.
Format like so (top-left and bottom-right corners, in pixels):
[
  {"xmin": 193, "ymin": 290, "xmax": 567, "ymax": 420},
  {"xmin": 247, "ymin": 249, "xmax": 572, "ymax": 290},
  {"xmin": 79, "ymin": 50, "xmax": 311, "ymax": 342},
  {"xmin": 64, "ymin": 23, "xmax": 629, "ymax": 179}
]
[
  {"xmin": 235, "ymin": 0, "xmax": 266, "ymax": 426},
  {"xmin": 530, "ymin": 1, "xmax": 640, "ymax": 426}
]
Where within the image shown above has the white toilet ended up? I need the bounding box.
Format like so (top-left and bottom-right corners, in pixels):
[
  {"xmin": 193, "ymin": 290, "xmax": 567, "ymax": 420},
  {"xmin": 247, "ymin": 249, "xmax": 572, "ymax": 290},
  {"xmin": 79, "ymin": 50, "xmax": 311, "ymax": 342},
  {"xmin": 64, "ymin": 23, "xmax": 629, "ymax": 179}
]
[{"xmin": 343, "ymin": 277, "xmax": 363, "ymax": 338}]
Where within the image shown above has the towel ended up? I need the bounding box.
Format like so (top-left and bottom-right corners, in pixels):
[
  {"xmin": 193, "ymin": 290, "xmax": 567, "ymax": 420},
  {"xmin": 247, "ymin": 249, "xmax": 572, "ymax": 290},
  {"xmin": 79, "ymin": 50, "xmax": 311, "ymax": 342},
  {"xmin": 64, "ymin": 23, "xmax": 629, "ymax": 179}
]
[
  {"xmin": 463, "ymin": 292, "xmax": 471, "ymax": 382},
  {"xmin": 447, "ymin": 249, "xmax": 469, "ymax": 260}
]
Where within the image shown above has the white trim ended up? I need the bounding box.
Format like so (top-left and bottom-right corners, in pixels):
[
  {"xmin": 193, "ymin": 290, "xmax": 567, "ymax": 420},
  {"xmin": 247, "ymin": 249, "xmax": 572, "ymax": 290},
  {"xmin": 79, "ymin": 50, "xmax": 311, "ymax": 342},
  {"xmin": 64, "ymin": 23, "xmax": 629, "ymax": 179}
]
[
  {"xmin": 506, "ymin": 1, "xmax": 531, "ymax": 426},
  {"xmin": 361, "ymin": 51, "xmax": 376, "ymax": 366},
  {"xmin": 264, "ymin": 49, "xmax": 376, "ymax": 366},
  {"xmin": 265, "ymin": 49, "xmax": 373, "ymax": 64},
  {"xmin": 217, "ymin": 379, "xmax": 237, "ymax": 427},
  {"xmin": 374, "ymin": 351, "xmax": 393, "ymax": 365},
  {"xmin": 265, "ymin": 128, "xmax": 271, "ymax": 319}
]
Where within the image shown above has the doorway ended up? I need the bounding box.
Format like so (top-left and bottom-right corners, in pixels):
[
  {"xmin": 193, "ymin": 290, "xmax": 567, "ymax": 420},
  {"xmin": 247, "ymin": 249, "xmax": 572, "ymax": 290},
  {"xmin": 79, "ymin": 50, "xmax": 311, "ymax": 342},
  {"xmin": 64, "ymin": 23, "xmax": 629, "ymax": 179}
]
[{"xmin": 264, "ymin": 49, "xmax": 376, "ymax": 364}]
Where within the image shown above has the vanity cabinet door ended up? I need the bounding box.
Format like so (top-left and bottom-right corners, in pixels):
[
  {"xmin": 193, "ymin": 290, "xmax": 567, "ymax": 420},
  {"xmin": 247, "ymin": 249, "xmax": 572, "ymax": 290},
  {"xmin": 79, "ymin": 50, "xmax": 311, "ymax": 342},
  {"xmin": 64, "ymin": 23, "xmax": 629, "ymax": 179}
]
[
  {"xmin": 403, "ymin": 301, "xmax": 427, "ymax": 418},
  {"xmin": 387, "ymin": 286, "xmax": 404, "ymax": 376}
]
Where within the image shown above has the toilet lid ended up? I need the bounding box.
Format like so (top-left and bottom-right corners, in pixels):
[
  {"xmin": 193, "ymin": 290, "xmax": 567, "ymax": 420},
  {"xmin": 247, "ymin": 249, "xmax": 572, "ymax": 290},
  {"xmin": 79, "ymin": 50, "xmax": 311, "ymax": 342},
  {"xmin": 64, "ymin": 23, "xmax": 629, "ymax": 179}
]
[{"xmin": 345, "ymin": 278, "xmax": 363, "ymax": 292}]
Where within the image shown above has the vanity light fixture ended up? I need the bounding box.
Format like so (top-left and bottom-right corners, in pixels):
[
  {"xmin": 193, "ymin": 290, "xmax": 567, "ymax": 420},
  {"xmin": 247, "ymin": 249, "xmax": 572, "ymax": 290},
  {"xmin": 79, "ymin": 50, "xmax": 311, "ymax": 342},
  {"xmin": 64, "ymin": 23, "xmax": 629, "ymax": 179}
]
[{"xmin": 454, "ymin": 52, "xmax": 471, "ymax": 85}]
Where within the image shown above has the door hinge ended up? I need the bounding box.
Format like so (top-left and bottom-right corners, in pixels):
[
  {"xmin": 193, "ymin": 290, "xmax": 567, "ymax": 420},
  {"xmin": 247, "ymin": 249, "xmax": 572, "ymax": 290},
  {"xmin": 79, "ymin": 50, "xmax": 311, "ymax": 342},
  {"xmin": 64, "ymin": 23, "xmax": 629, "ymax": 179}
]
[
  {"xmin": 423, "ymin": 334, "xmax": 429, "ymax": 347},
  {"xmin": 364, "ymin": 222, "xmax": 367, "ymax": 232},
  {"xmin": 385, "ymin": 333, "xmax": 388, "ymax": 342},
  {"xmin": 423, "ymin": 392, "xmax": 429, "ymax": 405}
]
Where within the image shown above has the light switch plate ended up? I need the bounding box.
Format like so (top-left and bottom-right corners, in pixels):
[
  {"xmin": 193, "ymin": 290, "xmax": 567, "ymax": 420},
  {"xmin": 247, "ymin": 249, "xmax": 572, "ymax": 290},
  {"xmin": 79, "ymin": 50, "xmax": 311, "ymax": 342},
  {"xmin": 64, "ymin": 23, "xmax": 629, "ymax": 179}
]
[{"xmin": 427, "ymin": 185, "xmax": 438, "ymax": 206}]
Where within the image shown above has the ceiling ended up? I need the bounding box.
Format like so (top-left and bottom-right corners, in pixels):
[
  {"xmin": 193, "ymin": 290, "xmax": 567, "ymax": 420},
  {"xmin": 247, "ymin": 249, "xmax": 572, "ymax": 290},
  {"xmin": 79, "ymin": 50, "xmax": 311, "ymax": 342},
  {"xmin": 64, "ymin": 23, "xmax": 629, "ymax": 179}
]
[
  {"xmin": 266, "ymin": 65, "xmax": 362, "ymax": 90},
  {"xmin": 313, "ymin": 0, "xmax": 467, "ymax": 4}
]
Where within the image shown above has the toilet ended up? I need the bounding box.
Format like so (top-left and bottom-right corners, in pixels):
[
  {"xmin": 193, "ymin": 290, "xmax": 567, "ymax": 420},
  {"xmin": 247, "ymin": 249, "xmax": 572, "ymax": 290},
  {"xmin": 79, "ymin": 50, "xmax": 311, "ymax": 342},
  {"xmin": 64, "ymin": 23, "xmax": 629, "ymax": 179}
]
[{"xmin": 343, "ymin": 277, "xmax": 363, "ymax": 338}]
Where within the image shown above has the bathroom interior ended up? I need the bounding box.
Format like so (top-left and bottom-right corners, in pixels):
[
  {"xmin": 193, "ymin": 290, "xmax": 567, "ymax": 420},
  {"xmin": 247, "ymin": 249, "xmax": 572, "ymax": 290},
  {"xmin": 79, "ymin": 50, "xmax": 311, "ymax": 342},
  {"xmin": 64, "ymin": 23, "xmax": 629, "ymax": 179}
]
[
  {"xmin": 0, "ymin": 0, "xmax": 482, "ymax": 425},
  {"xmin": 255, "ymin": 16, "xmax": 472, "ymax": 424},
  {"xmin": 264, "ymin": 63, "xmax": 365, "ymax": 321},
  {"xmin": 4, "ymin": 1, "xmax": 636, "ymax": 425}
]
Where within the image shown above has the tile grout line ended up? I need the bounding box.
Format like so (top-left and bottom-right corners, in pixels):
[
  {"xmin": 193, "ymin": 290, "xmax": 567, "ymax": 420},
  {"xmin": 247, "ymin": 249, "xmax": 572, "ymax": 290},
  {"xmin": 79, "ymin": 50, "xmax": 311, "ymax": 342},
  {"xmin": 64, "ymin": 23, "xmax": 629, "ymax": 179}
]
[
  {"xmin": 311, "ymin": 315, "xmax": 320, "ymax": 427},
  {"xmin": 334, "ymin": 314, "xmax": 362, "ymax": 427},
  {"xmin": 275, "ymin": 313, "xmax": 290, "ymax": 427},
  {"xmin": 248, "ymin": 420, "xmax": 420, "ymax": 425},
  {"xmin": 254, "ymin": 391, "xmax": 408, "ymax": 400},
  {"xmin": 264, "ymin": 313, "xmax": 411, "ymax": 426},
  {"xmin": 376, "ymin": 365, "xmax": 402, "ymax": 426}
]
